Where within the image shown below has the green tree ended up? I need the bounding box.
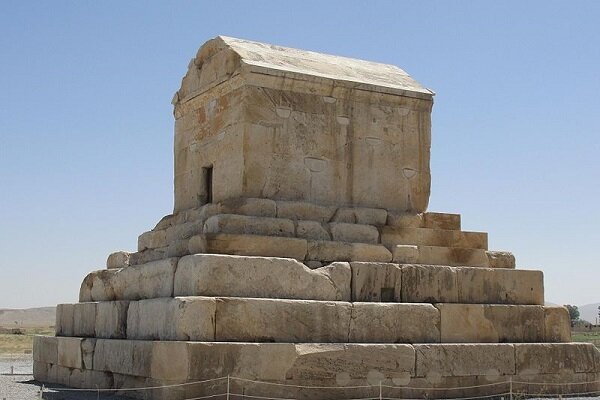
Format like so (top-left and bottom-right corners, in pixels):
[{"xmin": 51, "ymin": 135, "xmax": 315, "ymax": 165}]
[{"xmin": 564, "ymin": 304, "xmax": 580, "ymax": 322}]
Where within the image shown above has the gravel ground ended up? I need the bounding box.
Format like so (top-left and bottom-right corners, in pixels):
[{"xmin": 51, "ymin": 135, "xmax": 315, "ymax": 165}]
[{"xmin": 0, "ymin": 375, "xmax": 130, "ymax": 400}]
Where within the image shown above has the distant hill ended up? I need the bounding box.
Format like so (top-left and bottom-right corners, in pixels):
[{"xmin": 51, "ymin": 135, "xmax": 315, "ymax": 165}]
[
  {"xmin": 579, "ymin": 303, "xmax": 600, "ymax": 324},
  {"xmin": 0, "ymin": 307, "xmax": 56, "ymax": 328}
]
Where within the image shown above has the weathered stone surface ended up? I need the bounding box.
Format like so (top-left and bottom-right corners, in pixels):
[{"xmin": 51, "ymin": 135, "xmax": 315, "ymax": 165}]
[
  {"xmin": 515, "ymin": 343, "xmax": 598, "ymax": 374},
  {"xmin": 349, "ymin": 303, "xmax": 440, "ymax": 343},
  {"xmin": 544, "ymin": 306, "xmax": 572, "ymax": 342},
  {"xmin": 402, "ymin": 265, "xmax": 458, "ymax": 303},
  {"xmin": 188, "ymin": 233, "xmax": 308, "ymax": 260},
  {"xmin": 33, "ymin": 336, "xmax": 58, "ymax": 364},
  {"xmin": 486, "ymin": 251, "xmax": 516, "ymax": 269},
  {"xmin": 106, "ymin": 251, "xmax": 131, "ymax": 269},
  {"xmin": 306, "ymin": 241, "xmax": 392, "ymax": 262},
  {"xmin": 127, "ymin": 297, "xmax": 216, "ymax": 341},
  {"xmin": 81, "ymin": 338, "xmax": 95, "ymax": 369},
  {"xmin": 422, "ymin": 213, "xmax": 461, "ymax": 230},
  {"xmin": 436, "ymin": 304, "xmax": 545, "ymax": 343},
  {"xmin": 218, "ymin": 198, "xmax": 277, "ymax": 217},
  {"xmin": 204, "ymin": 214, "xmax": 295, "ymax": 237},
  {"xmin": 329, "ymin": 222, "xmax": 379, "ymax": 244},
  {"xmin": 79, "ymin": 258, "xmax": 178, "ymax": 302},
  {"xmin": 73, "ymin": 302, "xmax": 97, "ymax": 337},
  {"xmin": 415, "ymin": 344, "xmax": 515, "ymax": 377},
  {"xmin": 331, "ymin": 207, "xmax": 388, "ymax": 225},
  {"xmin": 55, "ymin": 303, "xmax": 74, "ymax": 336},
  {"xmin": 93, "ymin": 339, "xmax": 154, "ymax": 377},
  {"xmin": 57, "ymin": 337, "xmax": 83, "ymax": 369},
  {"xmin": 392, "ymin": 245, "xmax": 419, "ymax": 263},
  {"xmin": 215, "ymin": 297, "xmax": 352, "ymax": 342},
  {"xmin": 382, "ymin": 227, "xmax": 487, "ymax": 250},
  {"xmin": 351, "ymin": 262, "xmax": 402, "ymax": 302},
  {"xmin": 96, "ymin": 301, "xmax": 129, "ymax": 339},
  {"xmin": 138, "ymin": 230, "xmax": 167, "ymax": 252},
  {"xmin": 296, "ymin": 220, "xmax": 330, "ymax": 241},
  {"xmin": 387, "ymin": 212, "xmax": 423, "ymax": 228},
  {"xmin": 175, "ymin": 254, "xmax": 350, "ymax": 301},
  {"xmin": 276, "ymin": 201, "xmax": 336, "ymax": 222},
  {"xmin": 165, "ymin": 220, "xmax": 204, "ymax": 244},
  {"xmin": 456, "ymin": 268, "xmax": 544, "ymax": 305},
  {"xmin": 398, "ymin": 245, "xmax": 489, "ymax": 267}
]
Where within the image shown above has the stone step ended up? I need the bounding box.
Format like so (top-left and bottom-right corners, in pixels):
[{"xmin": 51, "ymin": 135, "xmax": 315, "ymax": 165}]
[
  {"xmin": 82, "ymin": 254, "xmax": 543, "ymax": 305},
  {"xmin": 393, "ymin": 245, "xmax": 491, "ymax": 267},
  {"xmin": 381, "ymin": 226, "xmax": 488, "ymax": 250},
  {"xmin": 34, "ymin": 336, "xmax": 600, "ymax": 400},
  {"xmin": 57, "ymin": 298, "xmax": 569, "ymax": 344}
]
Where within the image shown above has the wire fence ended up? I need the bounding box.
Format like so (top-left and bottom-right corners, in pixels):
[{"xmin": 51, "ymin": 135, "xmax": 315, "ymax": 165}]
[{"xmin": 31, "ymin": 375, "xmax": 600, "ymax": 400}]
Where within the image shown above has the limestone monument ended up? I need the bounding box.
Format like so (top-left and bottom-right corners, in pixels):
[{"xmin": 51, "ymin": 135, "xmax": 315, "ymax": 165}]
[{"xmin": 34, "ymin": 36, "xmax": 600, "ymax": 399}]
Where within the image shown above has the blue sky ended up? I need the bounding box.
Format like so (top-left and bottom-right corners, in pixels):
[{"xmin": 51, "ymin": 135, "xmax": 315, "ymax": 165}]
[{"xmin": 0, "ymin": 1, "xmax": 599, "ymax": 308}]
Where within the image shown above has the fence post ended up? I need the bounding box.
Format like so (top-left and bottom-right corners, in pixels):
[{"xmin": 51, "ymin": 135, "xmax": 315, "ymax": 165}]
[
  {"xmin": 39, "ymin": 384, "xmax": 44, "ymax": 399},
  {"xmin": 379, "ymin": 380, "xmax": 382, "ymax": 400},
  {"xmin": 509, "ymin": 377, "xmax": 513, "ymax": 400},
  {"xmin": 227, "ymin": 375, "xmax": 230, "ymax": 400}
]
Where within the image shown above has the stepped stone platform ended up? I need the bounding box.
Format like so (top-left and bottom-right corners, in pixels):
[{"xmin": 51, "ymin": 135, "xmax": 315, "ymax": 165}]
[{"xmin": 34, "ymin": 35, "xmax": 600, "ymax": 400}]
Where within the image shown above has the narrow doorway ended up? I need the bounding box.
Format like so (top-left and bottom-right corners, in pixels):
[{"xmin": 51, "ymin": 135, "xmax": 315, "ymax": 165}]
[{"xmin": 204, "ymin": 165, "xmax": 213, "ymax": 204}]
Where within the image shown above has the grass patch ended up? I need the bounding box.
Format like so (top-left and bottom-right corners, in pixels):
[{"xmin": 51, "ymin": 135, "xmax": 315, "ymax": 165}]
[
  {"xmin": 572, "ymin": 331, "xmax": 600, "ymax": 346},
  {"xmin": 0, "ymin": 327, "xmax": 54, "ymax": 354}
]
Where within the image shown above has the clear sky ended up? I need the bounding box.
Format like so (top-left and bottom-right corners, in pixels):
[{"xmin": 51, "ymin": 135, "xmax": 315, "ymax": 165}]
[{"xmin": 1, "ymin": 1, "xmax": 599, "ymax": 309}]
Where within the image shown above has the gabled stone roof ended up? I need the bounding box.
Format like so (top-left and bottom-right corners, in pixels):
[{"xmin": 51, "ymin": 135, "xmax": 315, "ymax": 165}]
[{"xmin": 217, "ymin": 36, "xmax": 433, "ymax": 97}]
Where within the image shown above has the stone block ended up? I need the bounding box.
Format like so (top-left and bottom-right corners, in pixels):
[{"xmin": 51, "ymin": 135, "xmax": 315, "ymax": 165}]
[
  {"xmin": 306, "ymin": 241, "xmax": 392, "ymax": 263},
  {"xmin": 350, "ymin": 262, "xmax": 402, "ymax": 302},
  {"xmin": 73, "ymin": 302, "xmax": 97, "ymax": 337},
  {"xmin": 423, "ymin": 212, "xmax": 461, "ymax": 230},
  {"xmin": 515, "ymin": 343, "xmax": 598, "ymax": 374},
  {"xmin": 79, "ymin": 258, "xmax": 178, "ymax": 302},
  {"xmin": 415, "ymin": 344, "xmax": 515, "ymax": 377},
  {"xmin": 329, "ymin": 222, "xmax": 379, "ymax": 244},
  {"xmin": 402, "ymin": 265, "xmax": 458, "ymax": 303},
  {"xmin": 154, "ymin": 213, "xmax": 176, "ymax": 230},
  {"xmin": 332, "ymin": 207, "xmax": 387, "ymax": 225},
  {"xmin": 138, "ymin": 230, "xmax": 167, "ymax": 251},
  {"xmin": 391, "ymin": 245, "xmax": 419, "ymax": 263},
  {"xmin": 33, "ymin": 361, "xmax": 49, "ymax": 382},
  {"xmin": 215, "ymin": 297, "xmax": 352, "ymax": 342},
  {"xmin": 151, "ymin": 341, "xmax": 191, "ymax": 382},
  {"xmin": 381, "ymin": 227, "xmax": 487, "ymax": 250},
  {"xmin": 175, "ymin": 254, "xmax": 350, "ymax": 301},
  {"xmin": 296, "ymin": 220, "xmax": 330, "ymax": 241},
  {"xmin": 188, "ymin": 233, "xmax": 308, "ymax": 260},
  {"xmin": 436, "ymin": 304, "xmax": 545, "ymax": 343},
  {"xmin": 349, "ymin": 303, "xmax": 440, "ymax": 343},
  {"xmin": 218, "ymin": 197, "xmax": 277, "ymax": 217},
  {"xmin": 165, "ymin": 220, "xmax": 204, "ymax": 243},
  {"xmin": 403, "ymin": 245, "xmax": 489, "ymax": 267},
  {"xmin": 57, "ymin": 336, "xmax": 83, "ymax": 369},
  {"xmin": 55, "ymin": 303, "xmax": 74, "ymax": 336},
  {"xmin": 96, "ymin": 301, "xmax": 129, "ymax": 338},
  {"xmin": 203, "ymin": 214, "xmax": 295, "ymax": 237},
  {"xmin": 68, "ymin": 368, "xmax": 113, "ymax": 389},
  {"xmin": 276, "ymin": 201, "xmax": 337, "ymax": 222},
  {"xmin": 387, "ymin": 212, "xmax": 423, "ymax": 228},
  {"xmin": 33, "ymin": 336, "xmax": 58, "ymax": 364},
  {"xmin": 127, "ymin": 297, "xmax": 216, "ymax": 341},
  {"xmin": 81, "ymin": 338, "xmax": 95, "ymax": 369},
  {"xmin": 544, "ymin": 306, "xmax": 572, "ymax": 342},
  {"xmin": 181, "ymin": 203, "xmax": 220, "ymax": 224},
  {"xmin": 93, "ymin": 339, "xmax": 153, "ymax": 377},
  {"xmin": 456, "ymin": 268, "xmax": 544, "ymax": 305},
  {"xmin": 486, "ymin": 251, "xmax": 516, "ymax": 269},
  {"xmin": 106, "ymin": 251, "xmax": 131, "ymax": 269}
]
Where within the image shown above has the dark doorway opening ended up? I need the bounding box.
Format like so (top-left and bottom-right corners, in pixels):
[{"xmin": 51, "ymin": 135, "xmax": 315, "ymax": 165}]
[{"xmin": 204, "ymin": 165, "xmax": 213, "ymax": 204}]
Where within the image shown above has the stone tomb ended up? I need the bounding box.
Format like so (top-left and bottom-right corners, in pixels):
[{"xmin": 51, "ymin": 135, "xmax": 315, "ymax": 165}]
[{"xmin": 34, "ymin": 36, "xmax": 600, "ymax": 399}]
